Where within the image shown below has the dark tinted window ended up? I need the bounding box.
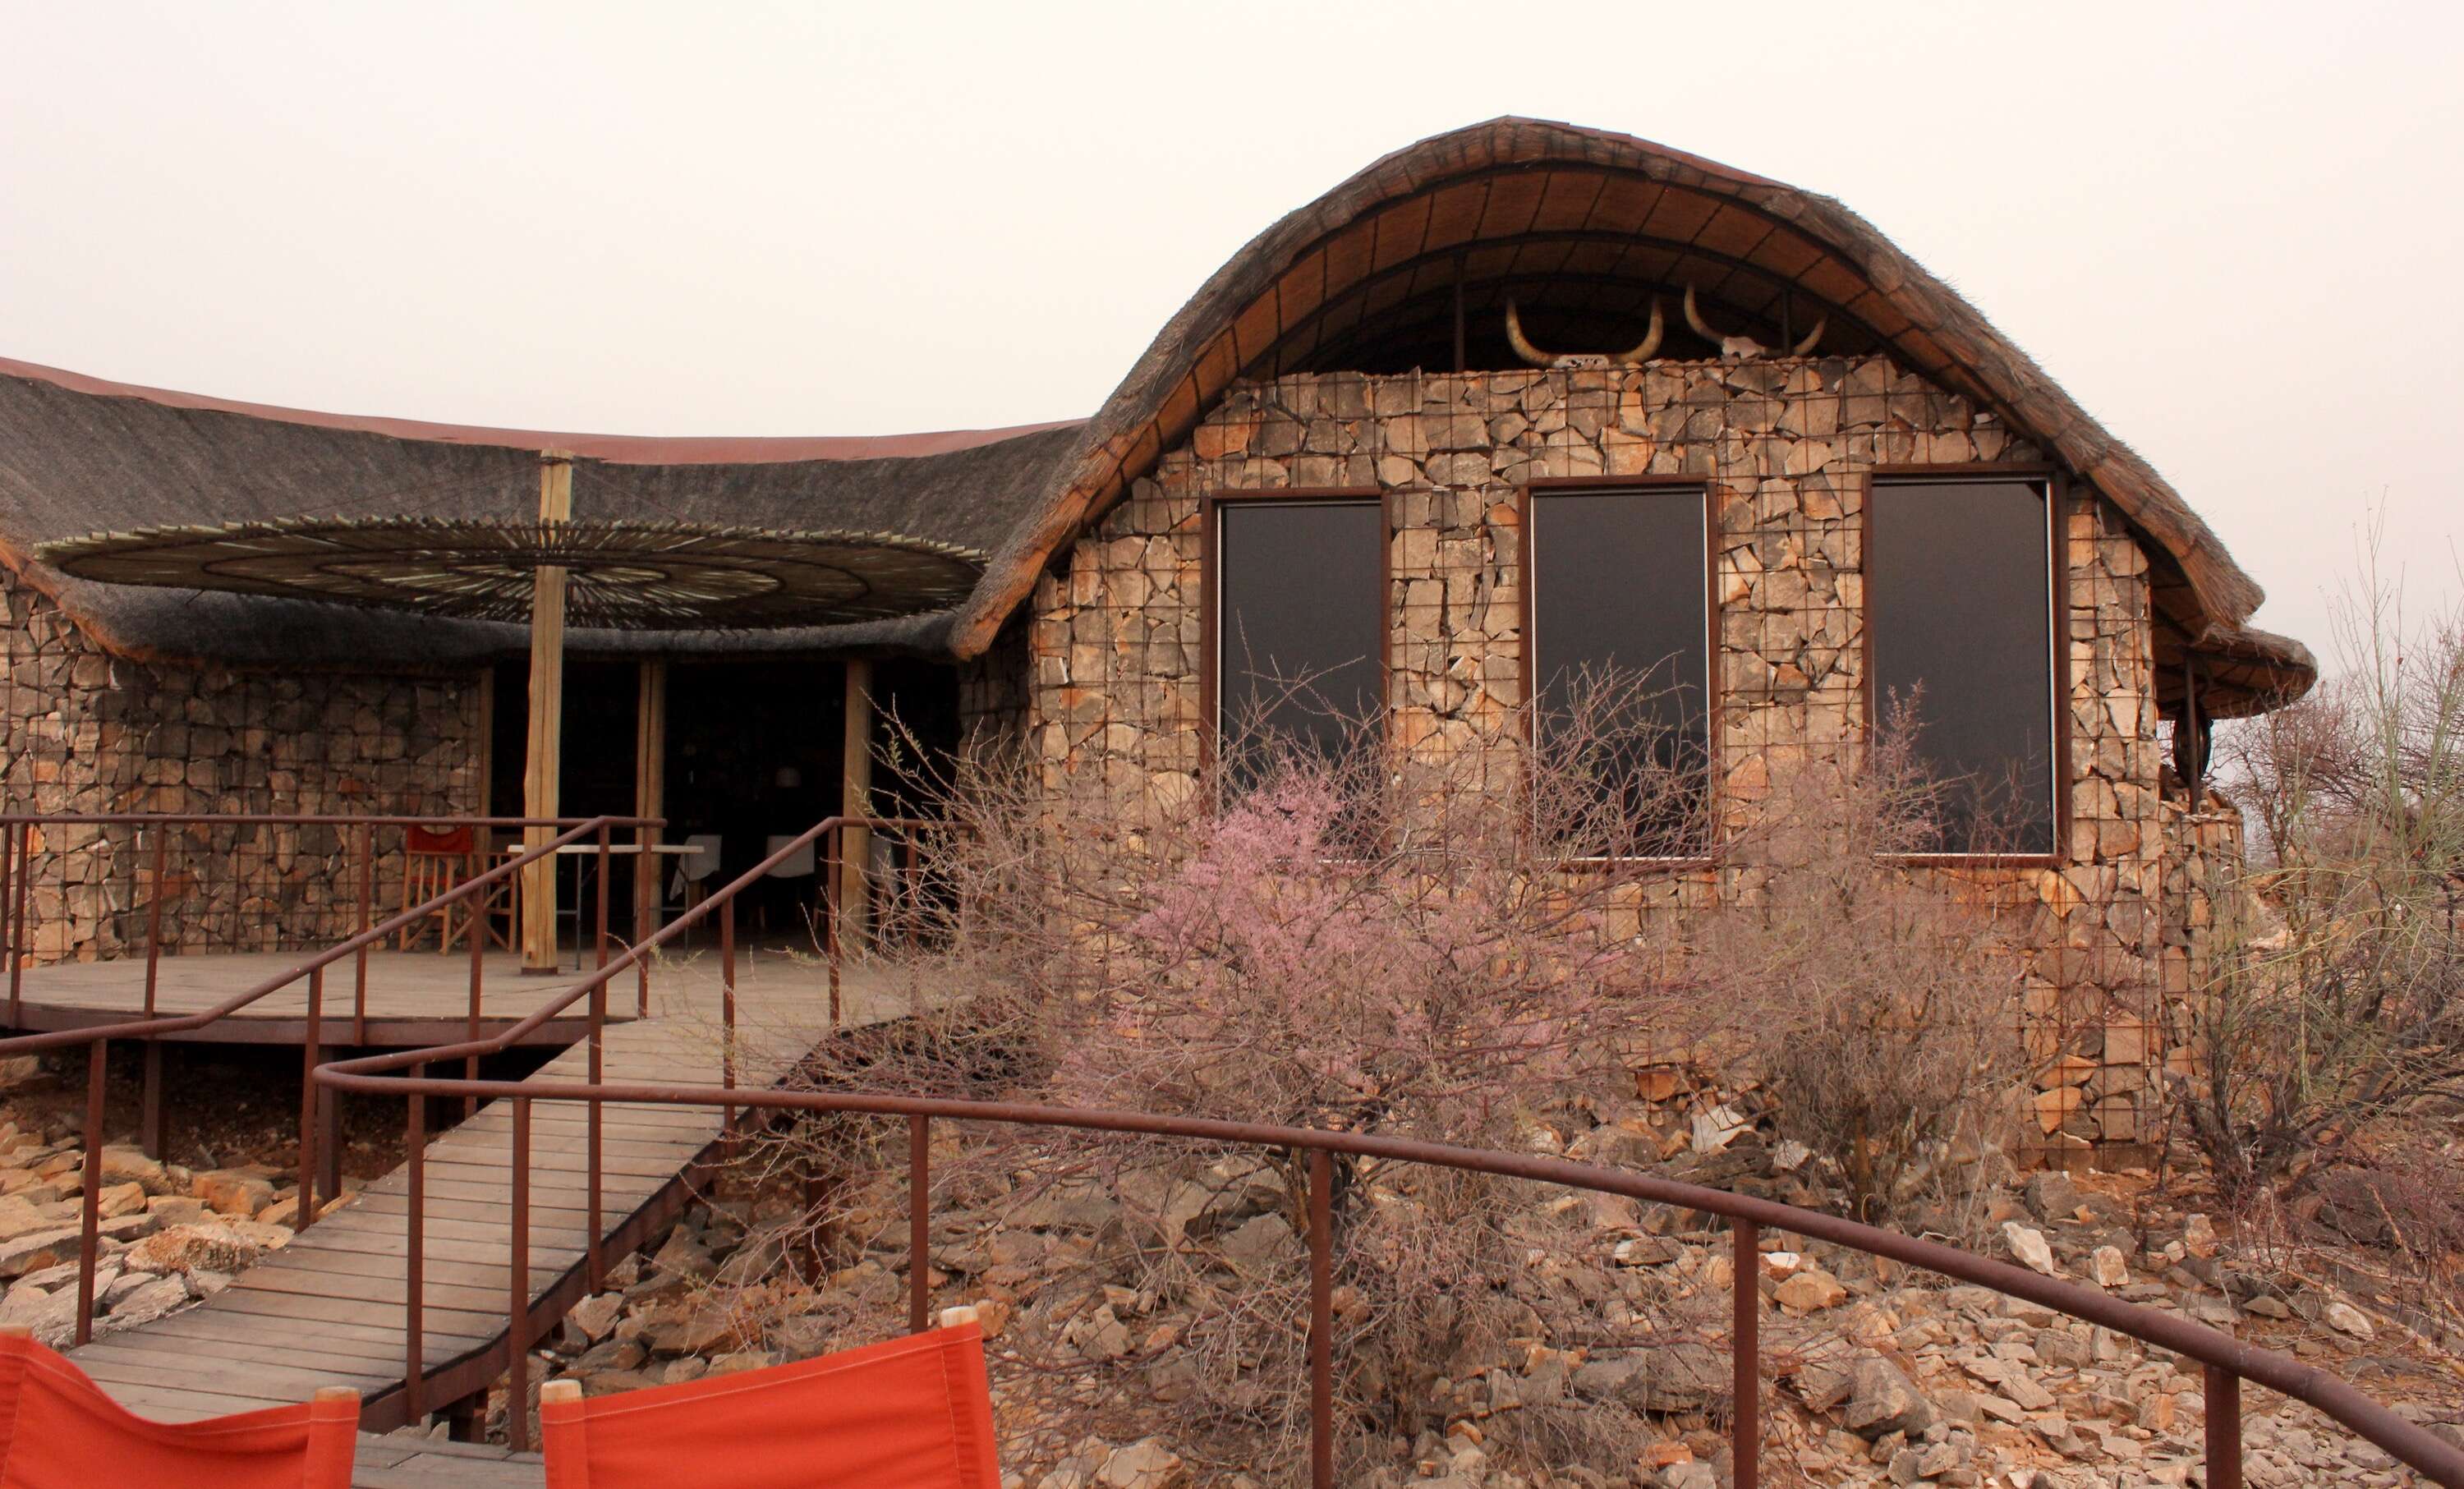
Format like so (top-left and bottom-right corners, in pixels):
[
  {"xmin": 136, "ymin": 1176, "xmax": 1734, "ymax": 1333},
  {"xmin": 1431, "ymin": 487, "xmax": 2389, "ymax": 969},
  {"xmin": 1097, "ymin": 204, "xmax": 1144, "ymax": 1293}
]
[
  {"xmin": 1869, "ymin": 477, "xmax": 2057, "ymax": 854},
  {"xmin": 1529, "ymin": 487, "xmax": 1711, "ymax": 855},
  {"xmin": 1215, "ymin": 499, "xmax": 1384, "ymax": 761}
]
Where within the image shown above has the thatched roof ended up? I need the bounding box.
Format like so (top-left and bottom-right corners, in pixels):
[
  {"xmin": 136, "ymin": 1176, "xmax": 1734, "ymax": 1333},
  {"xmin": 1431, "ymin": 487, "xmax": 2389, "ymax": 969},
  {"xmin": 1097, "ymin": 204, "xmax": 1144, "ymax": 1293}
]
[
  {"xmin": 0, "ymin": 356, "xmax": 1081, "ymax": 666},
  {"xmin": 943, "ymin": 117, "xmax": 2311, "ymax": 713},
  {"xmin": 0, "ymin": 117, "xmax": 2310, "ymax": 710}
]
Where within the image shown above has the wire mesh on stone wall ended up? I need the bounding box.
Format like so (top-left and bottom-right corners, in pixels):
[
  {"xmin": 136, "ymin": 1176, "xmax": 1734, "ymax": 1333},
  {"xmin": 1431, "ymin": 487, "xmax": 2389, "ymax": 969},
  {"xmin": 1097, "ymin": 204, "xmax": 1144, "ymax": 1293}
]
[{"xmin": 1, "ymin": 566, "xmax": 485, "ymax": 964}]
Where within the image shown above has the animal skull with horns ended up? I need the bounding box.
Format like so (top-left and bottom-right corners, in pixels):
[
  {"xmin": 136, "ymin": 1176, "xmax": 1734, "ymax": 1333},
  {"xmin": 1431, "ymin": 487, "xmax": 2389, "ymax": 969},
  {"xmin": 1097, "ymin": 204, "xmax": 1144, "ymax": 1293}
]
[
  {"xmin": 1683, "ymin": 284, "xmax": 1823, "ymax": 360},
  {"xmin": 1504, "ymin": 297, "xmax": 1663, "ymax": 369}
]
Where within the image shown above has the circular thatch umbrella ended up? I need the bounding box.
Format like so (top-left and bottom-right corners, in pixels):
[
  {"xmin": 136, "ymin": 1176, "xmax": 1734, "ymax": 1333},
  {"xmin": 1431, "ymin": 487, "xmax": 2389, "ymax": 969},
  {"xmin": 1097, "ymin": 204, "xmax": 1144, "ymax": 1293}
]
[
  {"xmin": 37, "ymin": 457, "xmax": 985, "ymax": 969},
  {"xmin": 35, "ymin": 514, "xmax": 982, "ymax": 627}
]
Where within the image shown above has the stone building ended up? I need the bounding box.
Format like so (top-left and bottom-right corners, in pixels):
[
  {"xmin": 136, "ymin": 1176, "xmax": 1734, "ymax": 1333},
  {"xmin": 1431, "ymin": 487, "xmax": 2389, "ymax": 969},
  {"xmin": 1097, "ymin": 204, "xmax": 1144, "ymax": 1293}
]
[{"xmin": 1, "ymin": 120, "xmax": 2310, "ymax": 1157}]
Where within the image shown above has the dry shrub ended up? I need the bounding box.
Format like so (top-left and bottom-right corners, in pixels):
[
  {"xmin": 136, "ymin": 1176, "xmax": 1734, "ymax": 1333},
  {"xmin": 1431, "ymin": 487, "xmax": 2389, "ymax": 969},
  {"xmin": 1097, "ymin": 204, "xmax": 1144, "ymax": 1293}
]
[
  {"xmin": 1697, "ymin": 718, "xmax": 2034, "ymax": 1229},
  {"xmin": 2186, "ymin": 563, "xmax": 2464, "ymax": 1229}
]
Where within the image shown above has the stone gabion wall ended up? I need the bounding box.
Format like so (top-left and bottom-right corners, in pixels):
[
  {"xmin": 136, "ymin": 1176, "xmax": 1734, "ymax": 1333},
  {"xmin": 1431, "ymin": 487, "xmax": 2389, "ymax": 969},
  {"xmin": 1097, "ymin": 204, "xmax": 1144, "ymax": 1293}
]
[
  {"xmin": 2154, "ymin": 794, "xmax": 2248, "ymax": 1086},
  {"xmin": 956, "ymin": 620, "xmax": 1032, "ymax": 759},
  {"xmin": 1024, "ymin": 357, "xmax": 2184, "ymax": 1156},
  {"xmin": 0, "ymin": 565, "xmax": 485, "ymax": 963}
]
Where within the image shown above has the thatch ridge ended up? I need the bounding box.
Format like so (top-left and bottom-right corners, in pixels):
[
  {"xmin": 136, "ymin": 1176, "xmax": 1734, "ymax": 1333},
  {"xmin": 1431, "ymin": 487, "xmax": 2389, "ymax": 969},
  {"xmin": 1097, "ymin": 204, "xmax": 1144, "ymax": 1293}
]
[{"xmin": 944, "ymin": 117, "xmax": 2291, "ymax": 688}]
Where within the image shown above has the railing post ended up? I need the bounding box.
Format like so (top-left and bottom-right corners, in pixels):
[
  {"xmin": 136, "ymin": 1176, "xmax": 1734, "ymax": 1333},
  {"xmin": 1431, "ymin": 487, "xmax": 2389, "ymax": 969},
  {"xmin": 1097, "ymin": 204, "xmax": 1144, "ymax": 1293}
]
[
  {"xmin": 587, "ymin": 983, "xmax": 605, "ymax": 1293},
  {"xmin": 11, "ymin": 821, "xmax": 32, "ymax": 1019},
  {"xmin": 1308, "ymin": 1147, "xmax": 1333, "ymax": 1489},
  {"xmin": 720, "ymin": 897, "xmax": 737, "ymax": 1148},
  {"xmin": 2205, "ymin": 1365, "xmax": 2242, "ymax": 1489},
  {"xmin": 75, "ymin": 1037, "xmax": 106, "ymax": 1347},
  {"xmin": 143, "ymin": 828, "xmax": 167, "ymax": 1015},
  {"xmin": 908, "ymin": 1114, "xmax": 930, "ymax": 1335},
  {"xmin": 354, "ymin": 820, "xmax": 372, "ymax": 1045},
  {"xmin": 825, "ymin": 823, "xmax": 842, "ymax": 1030},
  {"xmin": 297, "ymin": 967, "xmax": 323, "ymax": 1230},
  {"xmin": 508, "ymin": 1095, "xmax": 532, "ymax": 1454},
  {"xmin": 466, "ymin": 891, "xmax": 485, "ymax": 1122},
  {"xmin": 0, "ymin": 822, "xmax": 13, "ymax": 1016},
  {"xmin": 594, "ymin": 821, "xmax": 610, "ymax": 971},
  {"xmin": 403, "ymin": 1072, "xmax": 426, "ymax": 1422},
  {"xmin": 1733, "ymin": 1218, "xmax": 1759, "ymax": 1489}
]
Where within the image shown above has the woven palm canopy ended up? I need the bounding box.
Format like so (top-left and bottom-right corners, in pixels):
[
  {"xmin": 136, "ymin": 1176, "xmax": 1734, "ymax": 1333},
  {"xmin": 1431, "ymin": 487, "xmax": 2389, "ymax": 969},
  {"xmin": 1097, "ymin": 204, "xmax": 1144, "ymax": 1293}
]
[{"xmin": 34, "ymin": 517, "xmax": 984, "ymax": 630}]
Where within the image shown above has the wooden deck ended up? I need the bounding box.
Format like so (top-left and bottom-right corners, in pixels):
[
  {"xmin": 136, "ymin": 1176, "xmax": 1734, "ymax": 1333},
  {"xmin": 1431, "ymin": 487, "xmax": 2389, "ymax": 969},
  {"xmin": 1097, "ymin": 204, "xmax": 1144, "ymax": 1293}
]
[
  {"xmin": 55, "ymin": 947, "xmax": 906, "ymax": 1487},
  {"xmin": 2, "ymin": 948, "xmax": 667, "ymax": 1045}
]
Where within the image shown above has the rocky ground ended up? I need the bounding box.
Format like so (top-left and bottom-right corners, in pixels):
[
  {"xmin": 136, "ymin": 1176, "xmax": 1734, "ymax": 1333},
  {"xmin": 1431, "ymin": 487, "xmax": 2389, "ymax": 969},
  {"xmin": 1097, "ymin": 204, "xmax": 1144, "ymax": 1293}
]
[
  {"xmin": 6, "ymin": 1048, "xmax": 2459, "ymax": 1487},
  {"xmin": 497, "ymin": 1098, "xmax": 2464, "ymax": 1489},
  {"xmin": 0, "ymin": 1114, "xmax": 318, "ymax": 1343}
]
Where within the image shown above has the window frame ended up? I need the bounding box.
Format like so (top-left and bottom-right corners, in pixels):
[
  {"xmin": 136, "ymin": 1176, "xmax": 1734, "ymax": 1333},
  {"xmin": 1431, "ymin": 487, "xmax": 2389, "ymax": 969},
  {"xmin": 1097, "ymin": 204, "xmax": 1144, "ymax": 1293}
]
[
  {"xmin": 1198, "ymin": 486, "xmax": 1395, "ymax": 776},
  {"xmin": 1861, "ymin": 464, "xmax": 2071, "ymax": 867},
  {"xmin": 1517, "ymin": 476, "xmax": 1722, "ymax": 866}
]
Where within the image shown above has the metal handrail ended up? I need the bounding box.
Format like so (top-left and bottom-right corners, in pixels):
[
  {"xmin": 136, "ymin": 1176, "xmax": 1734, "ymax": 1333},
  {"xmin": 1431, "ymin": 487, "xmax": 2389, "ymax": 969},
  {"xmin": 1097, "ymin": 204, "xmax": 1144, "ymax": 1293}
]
[
  {"xmin": 303, "ymin": 813, "xmax": 2464, "ymax": 1487},
  {"xmin": 315, "ymin": 1068, "xmax": 2464, "ymax": 1489},
  {"xmin": 0, "ymin": 813, "xmax": 660, "ymax": 1347}
]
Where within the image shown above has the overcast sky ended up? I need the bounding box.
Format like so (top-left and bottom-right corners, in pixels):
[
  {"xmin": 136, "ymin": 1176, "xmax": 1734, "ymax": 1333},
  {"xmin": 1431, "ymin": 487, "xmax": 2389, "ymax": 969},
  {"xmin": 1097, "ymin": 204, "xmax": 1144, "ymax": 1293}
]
[{"xmin": 5, "ymin": 2, "xmax": 2459, "ymax": 660}]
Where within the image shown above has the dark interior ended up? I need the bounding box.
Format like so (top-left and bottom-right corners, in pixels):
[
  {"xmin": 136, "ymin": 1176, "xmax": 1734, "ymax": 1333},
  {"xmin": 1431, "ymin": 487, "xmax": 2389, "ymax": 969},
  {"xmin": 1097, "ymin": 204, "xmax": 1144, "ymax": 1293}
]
[
  {"xmin": 1867, "ymin": 477, "xmax": 2057, "ymax": 854},
  {"xmin": 490, "ymin": 656, "xmax": 959, "ymax": 941},
  {"xmin": 1214, "ymin": 499, "xmax": 1386, "ymax": 765},
  {"xmin": 1529, "ymin": 486, "xmax": 1712, "ymax": 852}
]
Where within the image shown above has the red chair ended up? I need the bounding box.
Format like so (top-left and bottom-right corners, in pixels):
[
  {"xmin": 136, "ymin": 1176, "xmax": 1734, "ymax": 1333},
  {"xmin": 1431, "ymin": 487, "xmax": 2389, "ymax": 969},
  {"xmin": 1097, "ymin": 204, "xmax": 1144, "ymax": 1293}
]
[
  {"xmin": 540, "ymin": 1309, "xmax": 1000, "ymax": 1489},
  {"xmin": 0, "ymin": 1326, "xmax": 360, "ymax": 1487}
]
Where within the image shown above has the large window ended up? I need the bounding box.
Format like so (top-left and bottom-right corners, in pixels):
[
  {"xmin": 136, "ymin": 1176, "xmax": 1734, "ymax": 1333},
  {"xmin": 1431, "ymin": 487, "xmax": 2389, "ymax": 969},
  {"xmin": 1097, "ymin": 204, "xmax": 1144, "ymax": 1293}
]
[
  {"xmin": 1868, "ymin": 476, "xmax": 2058, "ymax": 856},
  {"xmin": 1528, "ymin": 485, "xmax": 1712, "ymax": 856},
  {"xmin": 1211, "ymin": 497, "xmax": 1385, "ymax": 764}
]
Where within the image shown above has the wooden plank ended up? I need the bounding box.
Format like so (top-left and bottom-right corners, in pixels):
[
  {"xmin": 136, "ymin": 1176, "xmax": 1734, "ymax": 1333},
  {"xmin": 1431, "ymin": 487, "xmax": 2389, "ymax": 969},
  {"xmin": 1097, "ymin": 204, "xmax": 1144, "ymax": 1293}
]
[{"xmin": 356, "ymin": 1459, "xmax": 545, "ymax": 1489}]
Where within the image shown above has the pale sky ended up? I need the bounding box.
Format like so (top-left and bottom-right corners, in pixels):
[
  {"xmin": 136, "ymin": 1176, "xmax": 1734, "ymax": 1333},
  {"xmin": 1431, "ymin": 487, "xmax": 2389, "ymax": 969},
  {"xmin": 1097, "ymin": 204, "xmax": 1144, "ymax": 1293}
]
[{"xmin": 6, "ymin": 2, "xmax": 2461, "ymax": 661}]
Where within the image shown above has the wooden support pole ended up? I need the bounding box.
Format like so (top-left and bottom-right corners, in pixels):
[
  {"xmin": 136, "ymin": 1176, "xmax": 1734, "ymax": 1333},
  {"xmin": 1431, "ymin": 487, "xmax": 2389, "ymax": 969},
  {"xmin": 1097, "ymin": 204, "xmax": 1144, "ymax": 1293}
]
[
  {"xmin": 633, "ymin": 660, "xmax": 667, "ymax": 943},
  {"xmin": 521, "ymin": 453, "xmax": 573, "ymax": 974},
  {"xmin": 839, "ymin": 658, "xmax": 875, "ymax": 954}
]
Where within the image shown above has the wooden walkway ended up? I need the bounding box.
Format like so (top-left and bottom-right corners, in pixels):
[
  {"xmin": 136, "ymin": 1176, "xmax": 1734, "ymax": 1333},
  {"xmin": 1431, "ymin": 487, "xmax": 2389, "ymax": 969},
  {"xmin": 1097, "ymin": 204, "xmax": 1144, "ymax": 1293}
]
[
  {"xmin": 56, "ymin": 948, "xmax": 903, "ymax": 1487},
  {"xmin": 4, "ymin": 948, "xmax": 650, "ymax": 1045}
]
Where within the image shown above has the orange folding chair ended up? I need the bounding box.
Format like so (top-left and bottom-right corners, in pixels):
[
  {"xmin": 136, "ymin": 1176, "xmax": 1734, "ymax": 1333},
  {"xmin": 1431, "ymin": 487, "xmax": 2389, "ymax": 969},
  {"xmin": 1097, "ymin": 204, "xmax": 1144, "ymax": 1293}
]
[
  {"xmin": 0, "ymin": 1326, "xmax": 360, "ymax": 1487},
  {"xmin": 540, "ymin": 1309, "xmax": 1000, "ymax": 1489}
]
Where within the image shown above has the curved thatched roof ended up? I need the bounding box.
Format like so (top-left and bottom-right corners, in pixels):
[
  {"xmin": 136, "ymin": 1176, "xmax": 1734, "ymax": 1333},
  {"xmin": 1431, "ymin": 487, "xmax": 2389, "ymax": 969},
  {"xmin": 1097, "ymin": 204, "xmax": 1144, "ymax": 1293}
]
[{"xmin": 0, "ymin": 117, "xmax": 2310, "ymax": 709}]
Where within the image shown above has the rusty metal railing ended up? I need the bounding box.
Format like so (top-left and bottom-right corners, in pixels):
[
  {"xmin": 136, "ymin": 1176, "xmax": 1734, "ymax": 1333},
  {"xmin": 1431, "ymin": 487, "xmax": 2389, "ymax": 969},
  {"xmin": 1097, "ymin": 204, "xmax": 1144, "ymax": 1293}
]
[
  {"xmin": 264, "ymin": 814, "xmax": 945, "ymax": 1436},
  {"xmin": 306, "ymin": 816, "xmax": 2464, "ymax": 1487},
  {"xmin": 314, "ymin": 1071, "xmax": 2464, "ymax": 1487},
  {"xmin": 0, "ymin": 814, "xmax": 660, "ymax": 1347}
]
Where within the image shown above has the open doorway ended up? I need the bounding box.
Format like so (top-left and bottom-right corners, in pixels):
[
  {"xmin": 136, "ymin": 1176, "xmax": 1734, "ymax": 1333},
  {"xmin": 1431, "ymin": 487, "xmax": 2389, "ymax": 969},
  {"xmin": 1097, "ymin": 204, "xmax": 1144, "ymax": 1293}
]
[{"xmin": 489, "ymin": 656, "xmax": 959, "ymax": 950}]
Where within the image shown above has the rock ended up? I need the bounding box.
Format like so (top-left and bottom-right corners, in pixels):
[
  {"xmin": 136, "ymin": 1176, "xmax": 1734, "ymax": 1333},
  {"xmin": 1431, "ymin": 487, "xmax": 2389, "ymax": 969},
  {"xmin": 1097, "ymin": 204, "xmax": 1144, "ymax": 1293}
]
[
  {"xmin": 643, "ymin": 1303, "xmax": 738, "ymax": 1357},
  {"xmin": 2002, "ymin": 1222, "xmax": 2060, "ymax": 1277},
  {"xmin": 191, "ymin": 1170, "xmax": 276, "ymax": 1218},
  {"xmin": 94, "ymin": 1183, "xmax": 148, "ymax": 1220},
  {"xmin": 0, "ymin": 1195, "xmax": 76, "ymax": 1243},
  {"xmin": 0, "ymin": 1216, "xmax": 149, "ymax": 1277},
  {"xmin": 99, "ymin": 1274, "xmax": 189, "ymax": 1330},
  {"xmin": 98, "ymin": 1147, "xmax": 175, "ymax": 1197},
  {"xmin": 2021, "ymin": 1170, "xmax": 2085, "ymax": 1222},
  {"xmin": 708, "ymin": 1350, "xmax": 780, "ymax": 1376},
  {"xmin": 1095, "ymin": 1438, "xmax": 1185, "ymax": 1489},
  {"xmin": 1570, "ymin": 1342, "xmax": 1727, "ymax": 1413},
  {"xmin": 1773, "ymin": 1268, "xmax": 1848, "ymax": 1314},
  {"xmin": 0, "ymin": 1284, "xmax": 83, "ymax": 1346},
  {"xmin": 122, "ymin": 1220, "xmax": 281, "ymax": 1276},
  {"xmin": 145, "ymin": 1195, "xmax": 209, "ymax": 1226},
  {"xmin": 1218, "ymin": 1214, "xmax": 1297, "ymax": 1270},
  {"xmin": 2323, "ymin": 1300, "xmax": 2374, "ymax": 1340},
  {"xmin": 1845, "ymin": 1357, "xmax": 1935, "ymax": 1439},
  {"xmin": 2181, "ymin": 1213, "xmax": 2219, "ymax": 1259},
  {"xmin": 650, "ymin": 1227, "xmax": 716, "ymax": 1282},
  {"xmin": 566, "ymin": 1291, "xmax": 623, "ymax": 1344},
  {"xmin": 2088, "ymin": 1245, "xmax": 2130, "ymax": 1289}
]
